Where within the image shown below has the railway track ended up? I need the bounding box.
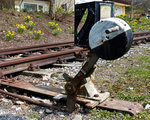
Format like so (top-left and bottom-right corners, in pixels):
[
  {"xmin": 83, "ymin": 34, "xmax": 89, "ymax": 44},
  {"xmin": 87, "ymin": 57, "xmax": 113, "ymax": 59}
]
[
  {"xmin": 133, "ymin": 31, "xmax": 150, "ymax": 44},
  {"xmin": 0, "ymin": 31, "xmax": 150, "ymax": 77},
  {"xmin": 0, "ymin": 31, "xmax": 148, "ymax": 115},
  {"xmin": 0, "ymin": 41, "xmax": 87, "ymax": 78}
]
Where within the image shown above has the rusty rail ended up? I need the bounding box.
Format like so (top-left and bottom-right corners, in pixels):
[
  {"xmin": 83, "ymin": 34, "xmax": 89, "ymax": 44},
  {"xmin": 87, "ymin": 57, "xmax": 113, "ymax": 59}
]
[
  {"xmin": 0, "ymin": 47, "xmax": 87, "ymax": 77},
  {"xmin": 133, "ymin": 31, "xmax": 150, "ymax": 45},
  {"xmin": 0, "ymin": 41, "xmax": 74, "ymax": 57},
  {"xmin": 0, "ymin": 89, "xmax": 60, "ymax": 110}
]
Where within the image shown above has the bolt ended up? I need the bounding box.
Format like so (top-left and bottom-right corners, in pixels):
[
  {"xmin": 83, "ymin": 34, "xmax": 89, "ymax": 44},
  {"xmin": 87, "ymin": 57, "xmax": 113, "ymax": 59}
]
[
  {"xmin": 94, "ymin": 94, "xmax": 99, "ymax": 97},
  {"xmin": 100, "ymin": 90, "xmax": 105, "ymax": 93},
  {"xmin": 104, "ymin": 104, "xmax": 107, "ymax": 106}
]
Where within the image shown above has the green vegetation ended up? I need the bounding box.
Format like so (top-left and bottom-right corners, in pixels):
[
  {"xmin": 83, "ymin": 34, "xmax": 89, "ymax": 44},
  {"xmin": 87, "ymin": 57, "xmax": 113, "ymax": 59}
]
[
  {"xmin": 3, "ymin": 30, "xmax": 15, "ymax": 41},
  {"xmin": 25, "ymin": 21, "xmax": 35, "ymax": 30},
  {"xmin": 24, "ymin": 15, "xmax": 33, "ymax": 23},
  {"xmin": 33, "ymin": 30, "xmax": 44, "ymax": 40},
  {"xmin": 2, "ymin": 8, "xmax": 8, "ymax": 12},
  {"xmin": 118, "ymin": 15, "xmax": 150, "ymax": 32},
  {"xmin": 92, "ymin": 48, "xmax": 150, "ymax": 119},
  {"xmin": 36, "ymin": 14, "xmax": 41, "ymax": 18},
  {"xmin": 28, "ymin": 113, "xmax": 42, "ymax": 119},
  {"xmin": 90, "ymin": 108, "xmax": 150, "ymax": 120},
  {"xmin": 16, "ymin": 24, "xmax": 26, "ymax": 34},
  {"xmin": 51, "ymin": 72, "xmax": 59, "ymax": 78}
]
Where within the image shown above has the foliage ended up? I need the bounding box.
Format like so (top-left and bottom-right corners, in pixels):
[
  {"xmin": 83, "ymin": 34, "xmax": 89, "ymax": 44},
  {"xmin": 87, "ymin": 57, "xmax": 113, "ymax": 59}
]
[
  {"xmin": 16, "ymin": 24, "xmax": 26, "ymax": 34},
  {"xmin": 36, "ymin": 14, "xmax": 41, "ymax": 18},
  {"xmin": 117, "ymin": 15, "xmax": 150, "ymax": 32},
  {"xmin": 53, "ymin": 27, "xmax": 62, "ymax": 36},
  {"xmin": 28, "ymin": 113, "xmax": 42, "ymax": 119},
  {"xmin": 28, "ymin": 9, "xmax": 33, "ymax": 14},
  {"xmin": 22, "ymin": 8, "xmax": 28, "ymax": 12},
  {"xmin": 56, "ymin": 8, "xmax": 68, "ymax": 15},
  {"xmin": 2, "ymin": 8, "xmax": 8, "ymax": 11},
  {"xmin": 24, "ymin": 15, "xmax": 33, "ymax": 23},
  {"xmin": 48, "ymin": 22, "xmax": 58, "ymax": 30},
  {"xmin": 68, "ymin": 27, "xmax": 74, "ymax": 34},
  {"xmin": 51, "ymin": 72, "xmax": 59, "ymax": 78},
  {"xmin": 90, "ymin": 108, "xmax": 150, "ymax": 120},
  {"xmin": 3, "ymin": 30, "xmax": 15, "ymax": 41},
  {"xmin": 32, "ymin": 30, "xmax": 44, "ymax": 40},
  {"xmin": 25, "ymin": 21, "xmax": 35, "ymax": 30}
]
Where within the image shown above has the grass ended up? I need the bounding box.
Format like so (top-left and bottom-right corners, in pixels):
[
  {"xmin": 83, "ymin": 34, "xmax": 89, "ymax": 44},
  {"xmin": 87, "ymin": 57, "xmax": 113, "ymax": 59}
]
[
  {"xmin": 90, "ymin": 108, "xmax": 150, "ymax": 120},
  {"xmin": 28, "ymin": 113, "xmax": 42, "ymax": 119},
  {"xmin": 92, "ymin": 48, "xmax": 150, "ymax": 119}
]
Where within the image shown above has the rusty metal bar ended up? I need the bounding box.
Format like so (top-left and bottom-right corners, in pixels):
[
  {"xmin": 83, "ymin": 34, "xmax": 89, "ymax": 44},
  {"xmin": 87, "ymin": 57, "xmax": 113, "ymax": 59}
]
[
  {"xmin": 0, "ymin": 89, "xmax": 60, "ymax": 110},
  {"xmin": 0, "ymin": 47, "xmax": 86, "ymax": 67},
  {"xmin": 133, "ymin": 31, "xmax": 150, "ymax": 37},
  {"xmin": 0, "ymin": 41, "xmax": 74, "ymax": 56}
]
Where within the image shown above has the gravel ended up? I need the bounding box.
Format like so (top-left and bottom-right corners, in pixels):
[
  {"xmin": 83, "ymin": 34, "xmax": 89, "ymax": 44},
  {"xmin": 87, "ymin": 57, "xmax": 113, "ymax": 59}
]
[{"xmin": 0, "ymin": 43, "xmax": 150, "ymax": 120}]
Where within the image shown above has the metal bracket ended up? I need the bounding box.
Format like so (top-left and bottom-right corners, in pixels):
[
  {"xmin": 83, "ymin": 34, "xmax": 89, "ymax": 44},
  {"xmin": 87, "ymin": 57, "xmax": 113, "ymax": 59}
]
[{"xmin": 64, "ymin": 51, "xmax": 143, "ymax": 114}]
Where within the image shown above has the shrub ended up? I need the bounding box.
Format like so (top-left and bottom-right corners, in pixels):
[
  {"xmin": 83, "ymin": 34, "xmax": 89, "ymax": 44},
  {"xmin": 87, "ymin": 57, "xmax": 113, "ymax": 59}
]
[
  {"xmin": 16, "ymin": 24, "xmax": 26, "ymax": 34},
  {"xmin": 48, "ymin": 22, "xmax": 58, "ymax": 30},
  {"xmin": 25, "ymin": 21, "xmax": 35, "ymax": 30}
]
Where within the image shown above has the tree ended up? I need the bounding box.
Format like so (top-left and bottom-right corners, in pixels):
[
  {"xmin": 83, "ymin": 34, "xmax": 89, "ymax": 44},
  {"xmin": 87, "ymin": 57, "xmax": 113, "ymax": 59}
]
[
  {"xmin": 49, "ymin": 0, "xmax": 55, "ymax": 19},
  {"xmin": 0, "ymin": 0, "xmax": 15, "ymax": 10}
]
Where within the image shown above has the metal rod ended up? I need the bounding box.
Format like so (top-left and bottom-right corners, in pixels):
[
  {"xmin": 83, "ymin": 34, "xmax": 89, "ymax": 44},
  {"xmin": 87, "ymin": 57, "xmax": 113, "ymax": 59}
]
[
  {"xmin": 105, "ymin": 26, "xmax": 120, "ymax": 34},
  {"xmin": 0, "ymin": 47, "xmax": 86, "ymax": 67},
  {"xmin": 0, "ymin": 89, "xmax": 60, "ymax": 110}
]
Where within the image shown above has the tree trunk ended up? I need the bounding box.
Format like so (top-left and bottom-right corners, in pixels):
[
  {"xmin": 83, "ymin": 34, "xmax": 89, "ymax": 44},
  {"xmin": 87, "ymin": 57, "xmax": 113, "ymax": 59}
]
[
  {"xmin": 0, "ymin": 0, "xmax": 15, "ymax": 10},
  {"xmin": 49, "ymin": 0, "xmax": 55, "ymax": 19}
]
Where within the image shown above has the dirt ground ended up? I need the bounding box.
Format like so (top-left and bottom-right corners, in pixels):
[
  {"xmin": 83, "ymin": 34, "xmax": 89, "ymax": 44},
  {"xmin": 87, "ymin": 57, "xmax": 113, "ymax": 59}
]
[{"xmin": 0, "ymin": 10, "xmax": 74, "ymax": 49}]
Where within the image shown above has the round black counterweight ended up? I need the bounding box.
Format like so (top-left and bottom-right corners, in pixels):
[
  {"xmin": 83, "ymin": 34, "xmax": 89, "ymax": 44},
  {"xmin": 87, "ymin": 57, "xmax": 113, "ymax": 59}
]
[{"xmin": 89, "ymin": 18, "xmax": 133, "ymax": 60}]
